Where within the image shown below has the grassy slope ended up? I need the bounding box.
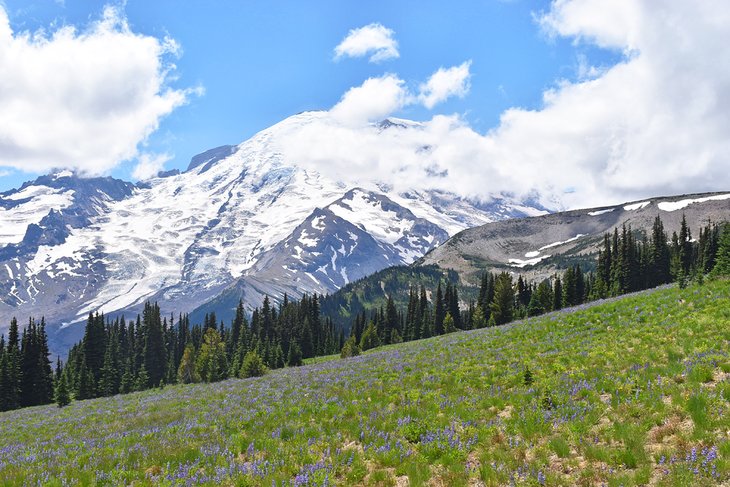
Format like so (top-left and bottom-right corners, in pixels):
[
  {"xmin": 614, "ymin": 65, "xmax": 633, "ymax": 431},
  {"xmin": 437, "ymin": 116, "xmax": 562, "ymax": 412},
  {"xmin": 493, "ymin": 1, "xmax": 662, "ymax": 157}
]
[{"xmin": 2, "ymin": 281, "xmax": 730, "ymax": 486}]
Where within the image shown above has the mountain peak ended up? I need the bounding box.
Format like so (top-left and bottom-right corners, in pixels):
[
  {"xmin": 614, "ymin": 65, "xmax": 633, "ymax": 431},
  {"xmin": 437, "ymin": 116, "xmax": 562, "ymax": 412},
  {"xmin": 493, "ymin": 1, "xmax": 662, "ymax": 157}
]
[
  {"xmin": 186, "ymin": 145, "xmax": 237, "ymax": 172},
  {"xmin": 376, "ymin": 117, "xmax": 422, "ymax": 130}
]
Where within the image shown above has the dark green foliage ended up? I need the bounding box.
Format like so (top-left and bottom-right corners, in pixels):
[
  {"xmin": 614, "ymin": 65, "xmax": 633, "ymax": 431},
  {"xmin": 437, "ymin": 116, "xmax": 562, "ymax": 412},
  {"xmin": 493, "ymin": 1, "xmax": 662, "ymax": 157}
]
[
  {"xmin": 433, "ymin": 282, "xmax": 445, "ymax": 335},
  {"xmin": 0, "ymin": 348, "xmax": 20, "ymax": 411},
  {"xmin": 711, "ymin": 223, "xmax": 730, "ymax": 276},
  {"xmin": 16, "ymin": 318, "xmax": 54, "ymax": 407},
  {"xmin": 287, "ymin": 343, "xmax": 303, "ymax": 367},
  {"xmin": 143, "ymin": 302, "xmax": 166, "ymax": 389},
  {"xmin": 135, "ymin": 365, "xmax": 149, "ymax": 392},
  {"xmin": 0, "ymin": 317, "xmax": 54, "ymax": 411},
  {"xmin": 240, "ymin": 351, "xmax": 265, "ymax": 378},
  {"xmin": 528, "ymin": 280, "xmax": 553, "ymax": 317},
  {"xmin": 490, "ymin": 273, "xmax": 514, "ymax": 326},
  {"xmin": 54, "ymin": 371, "xmax": 71, "ymax": 408},
  {"xmin": 359, "ymin": 322, "xmax": 381, "ymax": 351},
  {"xmin": 76, "ymin": 359, "xmax": 95, "ymax": 400},
  {"xmin": 196, "ymin": 328, "xmax": 228, "ymax": 383},
  {"xmin": 340, "ymin": 335, "xmax": 360, "ymax": 358},
  {"xmin": 471, "ymin": 305, "xmax": 487, "ymax": 329},
  {"xmin": 177, "ymin": 344, "xmax": 198, "ymax": 384},
  {"xmin": 443, "ymin": 312, "xmax": 457, "ymax": 334},
  {"xmin": 591, "ymin": 215, "xmax": 722, "ymax": 297},
  {"xmin": 523, "ymin": 367, "xmax": 534, "ymax": 387}
]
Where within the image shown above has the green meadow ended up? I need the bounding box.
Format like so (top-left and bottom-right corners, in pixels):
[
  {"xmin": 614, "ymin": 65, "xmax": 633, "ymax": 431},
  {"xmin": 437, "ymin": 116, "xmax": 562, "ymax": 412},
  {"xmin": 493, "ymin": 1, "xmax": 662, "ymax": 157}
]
[{"xmin": 1, "ymin": 280, "xmax": 729, "ymax": 486}]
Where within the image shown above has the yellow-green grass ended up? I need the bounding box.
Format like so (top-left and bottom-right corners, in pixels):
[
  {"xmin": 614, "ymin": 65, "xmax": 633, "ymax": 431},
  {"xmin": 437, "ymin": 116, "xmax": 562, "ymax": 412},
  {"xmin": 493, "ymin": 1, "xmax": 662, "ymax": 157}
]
[{"xmin": 1, "ymin": 280, "xmax": 729, "ymax": 486}]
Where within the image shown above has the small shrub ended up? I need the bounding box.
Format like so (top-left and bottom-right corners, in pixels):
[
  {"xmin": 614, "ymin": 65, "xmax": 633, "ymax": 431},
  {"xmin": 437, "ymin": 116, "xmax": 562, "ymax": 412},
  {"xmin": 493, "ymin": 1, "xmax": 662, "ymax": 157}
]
[
  {"xmin": 240, "ymin": 351, "xmax": 266, "ymax": 378},
  {"xmin": 523, "ymin": 367, "xmax": 534, "ymax": 386},
  {"xmin": 541, "ymin": 392, "xmax": 555, "ymax": 411},
  {"xmin": 340, "ymin": 335, "xmax": 361, "ymax": 358},
  {"xmin": 400, "ymin": 419, "xmax": 429, "ymax": 443}
]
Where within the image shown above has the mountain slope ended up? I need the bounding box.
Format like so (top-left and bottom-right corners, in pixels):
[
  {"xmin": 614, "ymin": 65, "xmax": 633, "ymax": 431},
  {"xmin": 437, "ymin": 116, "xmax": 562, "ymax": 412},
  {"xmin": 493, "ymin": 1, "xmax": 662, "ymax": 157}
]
[
  {"xmin": 302, "ymin": 191, "xmax": 730, "ymax": 329},
  {"xmin": 421, "ymin": 191, "xmax": 730, "ymax": 285},
  {"xmin": 3, "ymin": 279, "xmax": 728, "ymax": 485},
  {"xmin": 0, "ymin": 111, "xmax": 546, "ymax": 354}
]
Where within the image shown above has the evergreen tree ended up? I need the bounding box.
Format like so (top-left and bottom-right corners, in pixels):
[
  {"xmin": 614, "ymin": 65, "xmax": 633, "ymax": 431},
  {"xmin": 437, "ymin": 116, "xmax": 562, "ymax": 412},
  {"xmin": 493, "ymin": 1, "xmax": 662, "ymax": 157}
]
[
  {"xmin": 287, "ymin": 342, "xmax": 303, "ymax": 367},
  {"xmin": 98, "ymin": 338, "xmax": 120, "ymax": 397},
  {"xmin": 359, "ymin": 322, "xmax": 381, "ymax": 351},
  {"xmin": 490, "ymin": 272, "xmax": 514, "ymax": 326},
  {"xmin": 195, "ymin": 328, "xmax": 228, "ymax": 383},
  {"xmin": 384, "ymin": 296, "xmax": 399, "ymax": 344},
  {"xmin": 76, "ymin": 358, "xmax": 95, "ymax": 400},
  {"xmin": 0, "ymin": 350, "xmax": 19, "ymax": 411},
  {"xmin": 712, "ymin": 223, "xmax": 730, "ymax": 276},
  {"xmin": 678, "ymin": 214, "xmax": 693, "ymax": 275},
  {"xmin": 528, "ymin": 279, "xmax": 553, "ymax": 317},
  {"xmin": 177, "ymin": 344, "xmax": 198, "ymax": 384},
  {"xmin": 143, "ymin": 302, "xmax": 167, "ymax": 388},
  {"xmin": 120, "ymin": 362, "xmax": 135, "ymax": 394},
  {"xmin": 552, "ymin": 276, "xmax": 563, "ymax": 311},
  {"xmin": 82, "ymin": 312, "xmax": 106, "ymax": 387},
  {"xmin": 434, "ymin": 282, "xmax": 445, "ymax": 335},
  {"xmin": 447, "ymin": 283, "xmax": 462, "ymax": 329},
  {"xmin": 650, "ymin": 216, "xmax": 671, "ymax": 286},
  {"xmin": 135, "ymin": 365, "xmax": 149, "ymax": 392},
  {"xmin": 240, "ymin": 351, "xmax": 266, "ymax": 378},
  {"xmin": 471, "ymin": 305, "xmax": 487, "ymax": 329},
  {"xmin": 340, "ymin": 335, "xmax": 361, "ymax": 358},
  {"xmin": 443, "ymin": 312, "xmax": 457, "ymax": 334},
  {"xmin": 54, "ymin": 372, "xmax": 71, "ymax": 408}
]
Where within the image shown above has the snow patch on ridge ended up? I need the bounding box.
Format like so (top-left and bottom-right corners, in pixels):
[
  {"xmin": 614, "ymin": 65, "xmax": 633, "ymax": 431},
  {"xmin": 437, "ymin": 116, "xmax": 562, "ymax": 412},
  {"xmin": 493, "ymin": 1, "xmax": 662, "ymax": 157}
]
[
  {"xmin": 657, "ymin": 194, "xmax": 730, "ymax": 212},
  {"xmin": 509, "ymin": 255, "xmax": 550, "ymax": 268},
  {"xmin": 624, "ymin": 201, "xmax": 651, "ymax": 211},
  {"xmin": 588, "ymin": 208, "xmax": 615, "ymax": 216}
]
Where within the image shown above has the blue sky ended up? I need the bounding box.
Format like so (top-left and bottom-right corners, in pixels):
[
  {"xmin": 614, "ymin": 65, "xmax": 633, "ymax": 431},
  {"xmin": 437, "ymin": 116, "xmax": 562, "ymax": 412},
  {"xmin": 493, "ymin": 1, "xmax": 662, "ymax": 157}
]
[
  {"xmin": 0, "ymin": 0, "xmax": 619, "ymax": 191},
  {"xmin": 1, "ymin": 1, "xmax": 727, "ymax": 209}
]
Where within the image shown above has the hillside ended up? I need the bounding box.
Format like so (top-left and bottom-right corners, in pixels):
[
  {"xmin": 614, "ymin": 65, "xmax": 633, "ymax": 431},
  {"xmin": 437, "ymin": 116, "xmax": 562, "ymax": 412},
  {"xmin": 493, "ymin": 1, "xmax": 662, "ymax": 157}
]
[
  {"xmin": 421, "ymin": 192, "xmax": 730, "ymax": 286},
  {"xmin": 309, "ymin": 193, "xmax": 730, "ymax": 329},
  {"xmin": 2, "ymin": 280, "xmax": 728, "ymax": 485}
]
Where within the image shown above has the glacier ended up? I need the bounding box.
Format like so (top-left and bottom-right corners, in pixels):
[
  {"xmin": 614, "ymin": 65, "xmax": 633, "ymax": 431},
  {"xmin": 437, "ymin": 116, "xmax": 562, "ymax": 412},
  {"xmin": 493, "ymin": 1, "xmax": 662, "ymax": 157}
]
[{"xmin": 0, "ymin": 111, "xmax": 547, "ymax": 354}]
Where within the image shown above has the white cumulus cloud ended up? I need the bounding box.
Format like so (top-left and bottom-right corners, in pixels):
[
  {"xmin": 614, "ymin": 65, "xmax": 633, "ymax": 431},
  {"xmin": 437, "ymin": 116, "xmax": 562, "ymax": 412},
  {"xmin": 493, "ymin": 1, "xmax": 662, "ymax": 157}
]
[
  {"xmin": 0, "ymin": 5, "xmax": 196, "ymax": 176},
  {"xmin": 330, "ymin": 74, "xmax": 410, "ymax": 125},
  {"xmin": 299, "ymin": 0, "xmax": 730, "ymax": 210},
  {"xmin": 334, "ymin": 23, "xmax": 399, "ymax": 63},
  {"xmin": 418, "ymin": 61, "xmax": 472, "ymax": 109},
  {"xmin": 132, "ymin": 152, "xmax": 172, "ymax": 180}
]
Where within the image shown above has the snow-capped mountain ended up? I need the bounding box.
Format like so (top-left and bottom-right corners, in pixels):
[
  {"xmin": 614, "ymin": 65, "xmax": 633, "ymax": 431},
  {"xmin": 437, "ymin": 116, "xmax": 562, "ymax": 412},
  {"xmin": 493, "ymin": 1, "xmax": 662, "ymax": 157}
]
[{"xmin": 0, "ymin": 111, "xmax": 547, "ymax": 353}]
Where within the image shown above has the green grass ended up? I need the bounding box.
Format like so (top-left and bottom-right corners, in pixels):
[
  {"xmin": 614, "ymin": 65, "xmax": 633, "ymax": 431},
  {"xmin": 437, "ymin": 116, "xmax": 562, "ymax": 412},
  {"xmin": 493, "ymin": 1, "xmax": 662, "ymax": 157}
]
[{"xmin": 1, "ymin": 280, "xmax": 729, "ymax": 485}]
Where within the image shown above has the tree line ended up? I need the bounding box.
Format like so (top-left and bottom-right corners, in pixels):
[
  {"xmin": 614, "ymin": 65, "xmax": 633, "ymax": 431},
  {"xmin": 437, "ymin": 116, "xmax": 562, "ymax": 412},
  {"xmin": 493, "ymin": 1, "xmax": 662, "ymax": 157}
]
[
  {"xmin": 1, "ymin": 214, "xmax": 729, "ymax": 410},
  {"xmin": 341, "ymin": 216, "xmax": 730, "ymax": 356},
  {"xmin": 0, "ymin": 294, "xmax": 343, "ymax": 411}
]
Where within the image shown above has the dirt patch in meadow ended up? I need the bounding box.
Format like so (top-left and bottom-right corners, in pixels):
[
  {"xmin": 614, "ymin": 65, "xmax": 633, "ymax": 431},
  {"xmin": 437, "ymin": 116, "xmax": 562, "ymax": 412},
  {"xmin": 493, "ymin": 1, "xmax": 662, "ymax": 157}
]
[
  {"xmin": 646, "ymin": 414, "xmax": 694, "ymax": 453},
  {"xmin": 395, "ymin": 475, "xmax": 410, "ymax": 486},
  {"xmin": 704, "ymin": 368, "xmax": 730, "ymax": 389},
  {"xmin": 498, "ymin": 405, "xmax": 513, "ymax": 419},
  {"xmin": 342, "ymin": 440, "xmax": 365, "ymax": 454}
]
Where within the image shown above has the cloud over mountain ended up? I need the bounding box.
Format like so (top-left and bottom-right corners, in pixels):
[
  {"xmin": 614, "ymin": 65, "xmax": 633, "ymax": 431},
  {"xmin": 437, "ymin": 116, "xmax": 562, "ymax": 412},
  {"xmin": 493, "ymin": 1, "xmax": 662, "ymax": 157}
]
[{"xmin": 294, "ymin": 0, "xmax": 730, "ymax": 210}]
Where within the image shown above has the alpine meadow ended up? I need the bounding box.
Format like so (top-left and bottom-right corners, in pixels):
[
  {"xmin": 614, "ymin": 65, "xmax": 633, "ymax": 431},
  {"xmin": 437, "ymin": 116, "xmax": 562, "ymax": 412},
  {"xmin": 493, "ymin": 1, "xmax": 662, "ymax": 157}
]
[{"xmin": 1, "ymin": 1, "xmax": 730, "ymax": 486}]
